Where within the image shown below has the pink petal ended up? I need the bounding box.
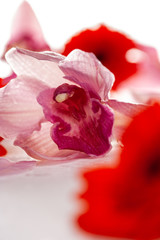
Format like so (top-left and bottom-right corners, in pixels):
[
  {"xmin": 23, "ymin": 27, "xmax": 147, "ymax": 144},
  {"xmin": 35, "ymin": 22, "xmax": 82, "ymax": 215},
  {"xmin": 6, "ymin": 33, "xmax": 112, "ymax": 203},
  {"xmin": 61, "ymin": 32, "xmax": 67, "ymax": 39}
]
[
  {"xmin": 1, "ymin": 138, "xmax": 33, "ymax": 161},
  {"xmin": 6, "ymin": 48, "xmax": 66, "ymax": 87},
  {"xmin": 107, "ymin": 99, "xmax": 146, "ymax": 117},
  {"xmin": 59, "ymin": 49, "xmax": 115, "ymax": 100},
  {"xmin": 0, "ymin": 75, "xmax": 47, "ymax": 139},
  {"xmin": 15, "ymin": 122, "xmax": 89, "ymax": 163},
  {"xmin": 0, "ymin": 158, "xmax": 36, "ymax": 177},
  {"xmin": 14, "ymin": 48, "xmax": 65, "ymax": 62},
  {"xmin": 2, "ymin": 1, "xmax": 50, "ymax": 59}
]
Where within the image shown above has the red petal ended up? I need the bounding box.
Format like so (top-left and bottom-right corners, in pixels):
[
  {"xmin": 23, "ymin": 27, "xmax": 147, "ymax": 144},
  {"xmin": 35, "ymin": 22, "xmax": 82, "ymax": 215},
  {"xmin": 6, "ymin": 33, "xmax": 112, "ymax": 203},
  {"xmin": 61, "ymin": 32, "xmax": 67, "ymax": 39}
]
[{"xmin": 0, "ymin": 145, "xmax": 7, "ymax": 156}]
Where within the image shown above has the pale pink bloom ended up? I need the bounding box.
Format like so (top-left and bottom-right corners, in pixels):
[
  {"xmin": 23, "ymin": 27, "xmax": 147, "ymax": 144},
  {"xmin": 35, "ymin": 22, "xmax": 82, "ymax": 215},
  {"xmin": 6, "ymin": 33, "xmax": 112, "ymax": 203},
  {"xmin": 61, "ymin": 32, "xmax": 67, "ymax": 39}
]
[
  {"xmin": 2, "ymin": 1, "xmax": 50, "ymax": 59},
  {"xmin": 0, "ymin": 47, "xmax": 144, "ymax": 164},
  {"xmin": 1, "ymin": 1, "xmax": 50, "ymax": 87}
]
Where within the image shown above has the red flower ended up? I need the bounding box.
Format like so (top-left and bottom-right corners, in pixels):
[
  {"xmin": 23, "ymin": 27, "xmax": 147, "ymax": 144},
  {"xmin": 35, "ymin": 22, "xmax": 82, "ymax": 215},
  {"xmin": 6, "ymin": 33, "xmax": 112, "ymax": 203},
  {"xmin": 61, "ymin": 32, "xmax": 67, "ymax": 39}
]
[
  {"xmin": 62, "ymin": 25, "xmax": 138, "ymax": 89},
  {"xmin": 77, "ymin": 103, "xmax": 160, "ymax": 240},
  {"xmin": 0, "ymin": 78, "xmax": 4, "ymax": 88},
  {"xmin": 0, "ymin": 137, "xmax": 7, "ymax": 156}
]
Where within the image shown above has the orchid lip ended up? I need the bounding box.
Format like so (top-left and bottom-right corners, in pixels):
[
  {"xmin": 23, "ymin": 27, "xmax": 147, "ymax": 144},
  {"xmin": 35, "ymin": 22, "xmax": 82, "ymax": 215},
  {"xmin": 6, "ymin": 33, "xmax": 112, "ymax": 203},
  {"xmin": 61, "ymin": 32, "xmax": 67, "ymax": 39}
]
[{"xmin": 53, "ymin": 83, "xmax": 88, "ymax": 121}]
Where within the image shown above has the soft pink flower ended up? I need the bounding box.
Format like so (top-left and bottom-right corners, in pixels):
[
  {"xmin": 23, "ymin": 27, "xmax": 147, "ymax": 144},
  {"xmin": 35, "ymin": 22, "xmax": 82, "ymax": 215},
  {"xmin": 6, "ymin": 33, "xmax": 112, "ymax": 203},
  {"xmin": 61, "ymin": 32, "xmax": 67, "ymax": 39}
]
[
  {"xmin": 2, "ymin": 1, "xmax": 50, "ymax": 59},
  {"xmin": 0, "ymin": 47, "xmax": 144, "ymax": 164},
  {"xmin": 1, "ymin": 1, "xmax": 51, "ymax": 87}
]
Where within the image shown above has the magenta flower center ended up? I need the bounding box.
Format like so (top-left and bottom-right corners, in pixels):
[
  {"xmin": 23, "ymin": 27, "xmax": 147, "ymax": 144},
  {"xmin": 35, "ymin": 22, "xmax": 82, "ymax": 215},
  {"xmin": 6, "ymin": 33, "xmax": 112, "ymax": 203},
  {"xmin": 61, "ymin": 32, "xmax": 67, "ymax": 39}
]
[
  {"xmin": 53, "ymin": 83, "xmax": 88, "ymax": 121},
  {"xmin": 38, "ymin": 83, "xmax": 113, "ymax": 156}
]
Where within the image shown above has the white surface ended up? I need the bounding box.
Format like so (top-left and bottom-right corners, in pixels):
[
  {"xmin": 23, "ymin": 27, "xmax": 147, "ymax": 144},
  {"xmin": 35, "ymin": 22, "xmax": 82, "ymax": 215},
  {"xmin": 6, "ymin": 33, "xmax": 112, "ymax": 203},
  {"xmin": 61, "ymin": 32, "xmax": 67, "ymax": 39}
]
[{"xmin": 0, "ymin": 159, "xmax": 114, "ymax": 240}]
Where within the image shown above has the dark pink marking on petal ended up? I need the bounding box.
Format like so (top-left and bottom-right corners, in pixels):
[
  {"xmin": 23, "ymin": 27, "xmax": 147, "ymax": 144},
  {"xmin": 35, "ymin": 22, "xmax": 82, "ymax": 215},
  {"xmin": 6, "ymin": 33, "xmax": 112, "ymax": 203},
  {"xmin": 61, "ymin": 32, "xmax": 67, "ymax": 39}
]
[
  {"xmin": 52, "ymin": 100, "xmax": 113, "ymax": 155},
  {"xmin": 38, "ymin": 84, "xmax": 114, "ymax": 156},
  {"xmin": 53, "ymin": 83, "xmax": 88, "ymax": 121}
]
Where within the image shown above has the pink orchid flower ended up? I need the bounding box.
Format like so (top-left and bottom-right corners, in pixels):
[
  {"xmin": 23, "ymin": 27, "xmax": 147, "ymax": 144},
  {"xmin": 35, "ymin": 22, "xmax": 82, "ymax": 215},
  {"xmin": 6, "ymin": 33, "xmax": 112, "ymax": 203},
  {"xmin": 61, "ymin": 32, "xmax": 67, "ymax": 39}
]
[
  {"xmin": 1, "ymin": 1, "xmax": 50, "ymax": 87},
  {"xmin": 0, "ymin": 1, "xmax": 51, "ymax": 169},
  {"xmin": 0, "ymin": 48, "xmax": 114, "ymax": 162},
  {"xmin": 0, "ymin": 47, "xmax": 145, "ymax": 165},
  {"xmin": 2, "ymin": 1, "xmax": 50, "ymax": 59}
]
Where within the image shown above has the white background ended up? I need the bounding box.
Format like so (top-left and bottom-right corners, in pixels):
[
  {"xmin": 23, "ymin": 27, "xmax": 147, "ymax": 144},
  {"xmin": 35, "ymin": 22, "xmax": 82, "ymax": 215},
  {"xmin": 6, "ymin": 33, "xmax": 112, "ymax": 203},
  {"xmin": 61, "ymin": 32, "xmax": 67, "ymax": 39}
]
[{"xmin": 0, "ymin": 0, "xmax": 160, "ymax": 53}]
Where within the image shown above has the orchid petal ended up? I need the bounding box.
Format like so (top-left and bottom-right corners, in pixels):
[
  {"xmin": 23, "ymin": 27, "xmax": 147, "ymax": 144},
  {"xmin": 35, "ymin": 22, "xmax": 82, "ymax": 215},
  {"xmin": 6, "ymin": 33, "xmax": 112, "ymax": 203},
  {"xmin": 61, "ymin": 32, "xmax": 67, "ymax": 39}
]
[
  {"xmin": 107, "ymin": 99, "xmax": 146, "ymax": 117},
  {"xmin": 59, "ymin": 49, "xmax": 115, "ymax": 100},
  {"xmin": 38, "ymin": 87, "xmax": 113, "ymax": 156},
  {"xmin": 6, "ymin": 48, "xmax": 65, "ymax": 88},
  {"xmin": 2, "ymin": 1, "xmax": 50, "ymax": 58},
  {"xmin": 0, "ymin": 75, "xmax": 47, "ymax": 139},
  {"xmin": 1, "ymin": 138, "xmax": 33, "ymax": 161},
  {"xmin": 15, "ymin": 122, "xmax": 88, "ymax": 163},
  {"xmin": 0, "ymin": 158, "xmax": 36, "ymax": 177}
]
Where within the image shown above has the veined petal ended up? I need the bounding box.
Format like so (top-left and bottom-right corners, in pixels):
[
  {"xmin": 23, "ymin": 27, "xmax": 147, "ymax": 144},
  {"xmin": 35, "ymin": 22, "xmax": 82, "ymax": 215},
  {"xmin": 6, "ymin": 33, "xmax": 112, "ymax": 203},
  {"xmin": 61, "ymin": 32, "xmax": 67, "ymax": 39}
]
[
  {"xmin": 13, "ymin": 48, "xmax": 65, "ymax": 62},
  {"xmin": 6, "ymin": 48, "xmax": 65, "ymax": 88},
  {"xmin": 0, "ymin": 75, "xmax": 47, "ymax": 139},
  {"xmin": 0, "ymin": 158, "xmax": 36, "ymax": 177},
  {"xmin": 1, "ymin": 138, "xmax": 33, "ymax": 162},
  {"xmin": 38, "ymin": 85, "xmax": 114, "ymax": 156},
  {"xmin": 15, "ymin": 122, "xmax": 88, "ymax": 163},
  {"xmin": 61, "ymin": 24, "xmax": 137, "ymax": 90},
  {"xmin": 59, "ymin": 49, "xmax": 115, "ymax": 100},
  {"xmin": 107, "ymin": 99, "xmax": 146, "ymax": 117}
]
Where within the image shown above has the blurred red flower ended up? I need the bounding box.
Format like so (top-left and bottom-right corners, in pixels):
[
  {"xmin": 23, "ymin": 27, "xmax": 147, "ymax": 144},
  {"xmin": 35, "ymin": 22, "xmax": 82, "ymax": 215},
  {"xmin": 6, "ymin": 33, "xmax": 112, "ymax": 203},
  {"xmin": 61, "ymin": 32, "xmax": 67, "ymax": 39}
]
[
  {"xmin": 0, "ymin": 137, "xmax": 7, "ymax": 156},
  {"xmin": 62, "ymin": 25, "xmax": 138, "ymax": 89},
  {"xmin": 78, "ymin": 102, "xmax": 160, "ymax": 240}
]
